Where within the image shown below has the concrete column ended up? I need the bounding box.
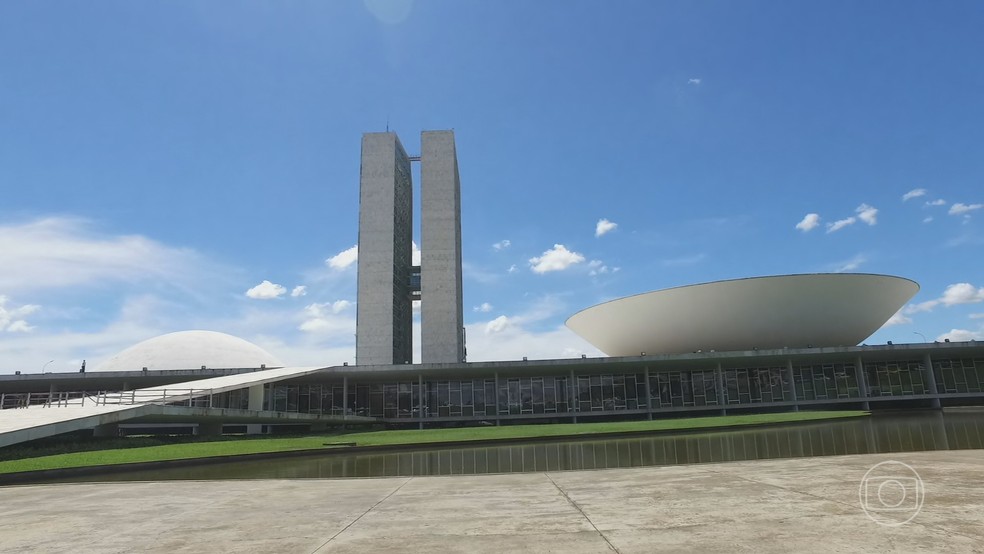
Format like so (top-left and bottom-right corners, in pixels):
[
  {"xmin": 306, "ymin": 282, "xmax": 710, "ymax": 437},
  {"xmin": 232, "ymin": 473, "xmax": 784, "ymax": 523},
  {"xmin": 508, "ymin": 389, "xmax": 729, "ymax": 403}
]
[
  {"xmin": 786, "ymin": 359, "xmax": 799, "ymax": 412},
  {"xmin": 855, "ymin": 356, "xmax": 870, "ymax": 411},
  {"xmin": 246, "ymin": 384, "xmax": 264, "ymax": 435},
  {"xmin": 494, "ymin": 372, "xmax": 501, "ymax": 426},
  {"xmin": 644, "ymin": 367, "xmax": 653, "ymax": 420},
  {"xmin": 569, "ymin": 370, "xmax": 578, "ymax": 424},
  {"xmin": 197, "ymin": 422, "xmax": 223, "ymax": 436},
  {"xmin": 418, "ymin": 374, "xmax": 425, "ymax": 430},
  {"xmin": 924, "ymin": 353, "xmax": 941, "ymax": 409},
  {"xmin": 342, "ymin": 376, "xmax": 350, "ymax": 430},
  {"xmin": 248, "ymin": 384, "xmax": 265, "ymax": 410},
  {"xmin": 92, "ymin": 423, "xmax": 119, "ymax": 438},
  {"xmin": 715, "ymin": 363, "xmax": 726, "ymax": 416}
]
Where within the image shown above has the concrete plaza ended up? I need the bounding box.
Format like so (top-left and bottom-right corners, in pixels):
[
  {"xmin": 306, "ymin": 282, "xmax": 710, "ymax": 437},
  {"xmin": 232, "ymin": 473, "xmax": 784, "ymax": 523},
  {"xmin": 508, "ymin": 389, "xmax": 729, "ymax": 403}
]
[{"xmin": 0, "ymin": 450, "xmax": 981, "ymax": 553}]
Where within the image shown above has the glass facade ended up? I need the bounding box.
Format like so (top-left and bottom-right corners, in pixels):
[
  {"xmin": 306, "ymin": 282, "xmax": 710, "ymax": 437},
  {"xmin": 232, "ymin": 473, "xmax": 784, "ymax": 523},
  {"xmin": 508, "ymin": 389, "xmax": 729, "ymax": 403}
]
[
  {"xmin": 2, "ymin": 355, "xmax": 984, "ymax": 414},
  {"xmin": 934, "ymin": 358, "xmax": 984, "ymax": 393},
  {"xmin": 652, "ymin": 371, "xmax": 718, "ymax": 408},
  {"xmin": 865, "ymin": 361, "xmax": 928, "ymax": 396},
  {"xmin": 724, "ymin": 368, "xmax": 787, "ymax": 404},
  {"xmin": 793, "ymin": 363, "xmax": 860, "ymax": 401},
  {"xmin": 194, "ymin": 357, "xmax": 984, "ymax": 419}
]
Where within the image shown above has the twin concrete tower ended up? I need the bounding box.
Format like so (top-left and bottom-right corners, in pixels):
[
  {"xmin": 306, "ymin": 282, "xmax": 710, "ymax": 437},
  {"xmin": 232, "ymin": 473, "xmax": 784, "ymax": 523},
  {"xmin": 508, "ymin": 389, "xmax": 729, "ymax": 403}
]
[{"xmin": 355, "ymin": 131, "xmax": 466, "ymax": 365}]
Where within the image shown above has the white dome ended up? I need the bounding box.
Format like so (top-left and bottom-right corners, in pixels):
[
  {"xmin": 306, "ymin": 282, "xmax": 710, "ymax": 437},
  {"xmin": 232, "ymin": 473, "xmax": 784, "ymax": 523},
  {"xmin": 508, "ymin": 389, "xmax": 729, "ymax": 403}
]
[
  {"xmin": 95, "ymin": 330, "xmax": 285, "ymax": 372},
  {"xmin": 566, "ymin": 274, "xmax": 919, "ymax": 356}
]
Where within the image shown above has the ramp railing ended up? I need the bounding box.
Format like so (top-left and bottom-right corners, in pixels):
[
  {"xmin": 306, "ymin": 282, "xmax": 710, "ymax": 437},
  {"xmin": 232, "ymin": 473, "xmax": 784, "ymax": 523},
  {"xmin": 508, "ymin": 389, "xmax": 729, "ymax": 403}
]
[{"xmin": 0, "ymin": 389, "xmax": 217, "ymax": 409}]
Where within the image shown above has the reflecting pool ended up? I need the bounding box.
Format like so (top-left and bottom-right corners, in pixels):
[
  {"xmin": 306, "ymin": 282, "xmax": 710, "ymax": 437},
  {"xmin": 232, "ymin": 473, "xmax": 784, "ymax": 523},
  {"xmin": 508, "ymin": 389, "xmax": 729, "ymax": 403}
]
[{"xmin": 61, "ymin": 410, "xmax": 984, "ymax": 482}]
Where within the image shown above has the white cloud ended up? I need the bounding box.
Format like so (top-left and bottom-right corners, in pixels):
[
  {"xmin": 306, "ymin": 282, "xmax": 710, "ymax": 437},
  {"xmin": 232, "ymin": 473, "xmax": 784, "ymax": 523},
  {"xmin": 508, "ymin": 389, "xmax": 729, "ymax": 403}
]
[
  {"xmin": 290, "ymin": 285, "xmax": 307, "ymax": 297},
  {"xmin": 474, "ymin": 302, "xmax": 493, "ymax": 313},
  {"xmin": 883, "ymin": 309, "xmax": 912, "ymax": 327},
  {"xmin": 969, "ymin": 313, "xmax": 984, "ymax": 320},
  {"xmin": 326, "ymin": 245, "xmax": 358, "ymax": 270},
  {"xmin": 795, "ymin": 213, "xmax": 821, "ymax": 232},
  {"xmin": 856, "ymin": 203, "xmax": 878, "ymax": 226},
  {"xmin": 830, "ymin": 254, "xmax": 867, "ymax": 273},
  {"xmin": 298, "ymin": 301, "xmax": 355, "ymax": 333},
  {"xmin": 466, "ymin": 321, "xmax": 603, "ymax": 361},
  {"xmin": 949, "ymin": 203, "xmax": 983, "ymax": 216},
  {"xmin": 904, "ymin": 282, "xmax": 984, "ymax": 314},
  {"xmin": 905, "ymin": 300, "xmax": 939, "ymax": 314},
  {"xmin": 0, "ymin": 213, "xmax": 361, "ymax": 369},
  {"xmin": 529, "ymin": 244, "xmax": 585, "ymax": 274},
  {"xmin": 923, "ymin": 217, "xmax": 934, "ymax": 223},
  {"xmin": 507, "ymin": 264, "xmax": 518, "ymax": 273},
  {"xmin": 687, "ymin": 78, "xmax": 701, "ymax": 85},
  {"xmin": 492, "ymin": 240, "xmax": 511, "ymax": 251},
  {"xmin": 940, "ymin": 283, "xmax": 984, "ymax": 306},
  {"xmin": 411, "ymin": 241, "xmax": 422, "ymax": 266},
  {"xmin": 6, "ymin": 320, "xmax": 35, "ymax": 333},
  {"xmin": 937, "ymin": 328, "xmax": 984, "ymax": 342},
  {"xmin": 587, "ymin": 260, "xmax": 611, "ymax": 276},
  {"xmin": 0, "ymin": 293, "xmax": 213, "ymax": 373},
  {"xmin": 595, "ymin": 218, "xmax": 618, "ymax": 237},
  {"xmin": 0, "ymin": 217, "xmax": 221, "ymax": 294},
  {"xmin": 248, "ymin": 335, "xmax": 354, "ymax": 368},
  {"xmin": 0, "ymin": 296, "xmax": 40, "ymax": 333},
  {"xmin": 485, "ymin": 315, "xmax": 511, "ymax": 334},
  {"xmin": 902, "ymin": 189, "xmax": 926, "ymax": 201},
  {"xmin": 826, "ymin": 217, "xmax": 856, "ymax": 233},
  {"xmin": 466, "ymin": 296, "xmax": 604, "ymax": 361},
  {"xmin": 925, "ymin": 199, "xmax": 946, "ymax": 207},
  {"xmin": 245, "ymin": 280, "xmax": 286, "ymax": 300}
]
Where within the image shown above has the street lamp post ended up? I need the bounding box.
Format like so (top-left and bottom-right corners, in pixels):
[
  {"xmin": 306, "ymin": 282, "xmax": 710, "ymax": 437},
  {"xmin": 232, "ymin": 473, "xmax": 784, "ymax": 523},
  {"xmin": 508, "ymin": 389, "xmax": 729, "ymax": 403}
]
[
  {"xmin": 42, "ymin": 359, "xmax": 54, "ymax": 374},
  {"xmin": 913, "ymin": 332, "xmax": 928, "ymax": 343}
]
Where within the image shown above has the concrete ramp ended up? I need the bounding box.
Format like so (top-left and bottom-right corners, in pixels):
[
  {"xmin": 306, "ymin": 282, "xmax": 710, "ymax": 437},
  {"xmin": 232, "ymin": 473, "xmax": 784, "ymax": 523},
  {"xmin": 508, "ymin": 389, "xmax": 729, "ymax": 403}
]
[{"xmin": 0, "ymin": 366, "xmax": 370, "ymax": 448}]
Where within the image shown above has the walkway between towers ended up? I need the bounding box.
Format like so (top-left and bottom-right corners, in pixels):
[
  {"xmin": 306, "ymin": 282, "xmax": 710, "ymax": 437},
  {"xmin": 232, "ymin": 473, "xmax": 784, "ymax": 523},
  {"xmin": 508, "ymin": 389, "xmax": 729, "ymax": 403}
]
[{"xmin": 0, "ymin": 366, "xmax": 374, "ymax": 448}]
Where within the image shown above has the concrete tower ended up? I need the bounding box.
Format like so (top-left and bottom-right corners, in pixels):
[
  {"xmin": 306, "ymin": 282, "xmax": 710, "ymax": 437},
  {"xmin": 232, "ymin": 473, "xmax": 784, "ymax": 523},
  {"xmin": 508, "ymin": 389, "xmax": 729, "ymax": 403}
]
[
  {"xmin": 420, "ymin": 130, "xmax": 466, "ymax": 363},
  {"xmin": 356, "ymin": 133, "xmax": 413, "ymax": 365}
]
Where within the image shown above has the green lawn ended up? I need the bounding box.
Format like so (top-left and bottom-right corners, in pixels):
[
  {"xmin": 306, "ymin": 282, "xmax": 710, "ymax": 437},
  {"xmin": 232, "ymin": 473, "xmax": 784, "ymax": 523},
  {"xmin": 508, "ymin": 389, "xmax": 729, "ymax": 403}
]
[{"xmin": 0, "ymin": 410, "xmax": 866, "ymax": 475}]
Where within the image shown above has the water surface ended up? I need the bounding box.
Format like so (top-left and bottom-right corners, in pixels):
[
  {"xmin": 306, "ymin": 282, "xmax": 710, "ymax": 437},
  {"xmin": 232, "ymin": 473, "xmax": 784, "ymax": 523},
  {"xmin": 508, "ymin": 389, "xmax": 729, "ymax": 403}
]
[{"xmin": 57, "ymin": 411, "xmax": 984, "ymax": 482}]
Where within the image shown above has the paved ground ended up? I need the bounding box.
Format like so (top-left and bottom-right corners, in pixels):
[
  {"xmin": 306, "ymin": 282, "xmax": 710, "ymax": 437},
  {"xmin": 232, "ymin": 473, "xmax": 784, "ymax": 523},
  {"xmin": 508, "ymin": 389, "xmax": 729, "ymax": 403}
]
[{"xmin": 1, "ymin": 450, "xmax": 982, "ymax": 553}]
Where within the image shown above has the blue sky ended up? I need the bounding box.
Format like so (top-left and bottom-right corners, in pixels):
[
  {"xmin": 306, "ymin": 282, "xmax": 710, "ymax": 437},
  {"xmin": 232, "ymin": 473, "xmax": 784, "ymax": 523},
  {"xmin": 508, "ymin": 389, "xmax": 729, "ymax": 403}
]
[{"xmin": 1, "ymin": 1, "xmax": 982, "ymax": 373}]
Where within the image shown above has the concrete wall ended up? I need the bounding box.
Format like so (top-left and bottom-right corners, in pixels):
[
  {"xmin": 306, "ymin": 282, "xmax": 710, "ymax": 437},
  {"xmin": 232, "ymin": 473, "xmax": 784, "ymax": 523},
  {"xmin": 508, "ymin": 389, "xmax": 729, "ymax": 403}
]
[
  {"xmin": 356, "ymin": 133, "xmax": 414, "ymax": 365},
  {"xmin": 420, "ymin": 130, "xmax": 466, "ymax": 363}
]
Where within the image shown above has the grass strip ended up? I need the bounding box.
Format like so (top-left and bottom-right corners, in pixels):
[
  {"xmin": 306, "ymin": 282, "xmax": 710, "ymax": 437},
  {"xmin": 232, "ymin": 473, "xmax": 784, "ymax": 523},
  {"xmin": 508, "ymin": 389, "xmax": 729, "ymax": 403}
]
[
  {"xmin": 334, "ymin": 410, "xmax": 866, "ymax": 446},
  {"xmin": 0, "ymin": 410, "xmax": 865, "ymax": 475}
]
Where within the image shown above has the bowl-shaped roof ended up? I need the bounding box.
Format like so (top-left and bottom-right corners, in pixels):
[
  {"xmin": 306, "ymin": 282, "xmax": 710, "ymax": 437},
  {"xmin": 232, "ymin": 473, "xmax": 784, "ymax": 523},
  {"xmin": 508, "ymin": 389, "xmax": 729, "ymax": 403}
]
[
  {"xmin": 566, "ymin": 274, "xmax": 918, "ymax": 356},
  {"xmin": 95, "ymin": 330, "xmax": 285, "ymax": 372}
]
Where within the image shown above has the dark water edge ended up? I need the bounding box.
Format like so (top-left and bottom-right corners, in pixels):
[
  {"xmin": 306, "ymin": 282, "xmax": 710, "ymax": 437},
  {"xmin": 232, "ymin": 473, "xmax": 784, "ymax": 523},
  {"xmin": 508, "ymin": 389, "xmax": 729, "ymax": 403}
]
[{"xmin": 50, "ymin": 410, "xmax": 984, "ymax": 483}]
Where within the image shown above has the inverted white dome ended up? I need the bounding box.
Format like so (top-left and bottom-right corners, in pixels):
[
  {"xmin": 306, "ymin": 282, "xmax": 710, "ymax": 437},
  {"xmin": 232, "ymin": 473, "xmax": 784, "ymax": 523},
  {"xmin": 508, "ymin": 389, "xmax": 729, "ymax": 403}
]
[
  {"xmin": 95, "ymin": 330, "xmax": 285, "ymax": 372},
  {"xmin": 566, "ymin": 274, "xmax": 919, "ymax": 356}
]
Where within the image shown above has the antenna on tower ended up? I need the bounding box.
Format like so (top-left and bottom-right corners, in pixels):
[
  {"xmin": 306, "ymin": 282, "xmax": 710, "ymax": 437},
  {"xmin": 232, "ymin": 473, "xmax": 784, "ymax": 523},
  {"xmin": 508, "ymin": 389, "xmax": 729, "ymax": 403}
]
[{"xmin": 386, "ymin": 115, "xmax": 390, "ymax": 132}]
